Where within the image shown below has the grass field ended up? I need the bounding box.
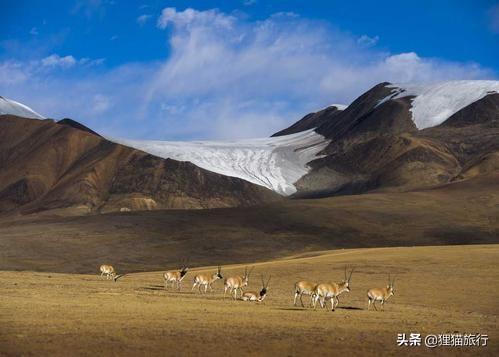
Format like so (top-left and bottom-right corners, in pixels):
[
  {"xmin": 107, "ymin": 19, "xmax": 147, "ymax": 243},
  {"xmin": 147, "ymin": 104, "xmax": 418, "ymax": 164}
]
[{"xmin": 1, "ymin": 245, "xmax": 497, "ymax": 356}]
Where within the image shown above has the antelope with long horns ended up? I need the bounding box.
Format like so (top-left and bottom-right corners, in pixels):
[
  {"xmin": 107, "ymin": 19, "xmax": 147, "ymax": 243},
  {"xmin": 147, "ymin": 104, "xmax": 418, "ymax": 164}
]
[
  {"xmin": 242, "ymin": 275, "xmax": 271, "ymax": 302},
  {"xmin": 293, "ymin": 280, "xmax": 318, "ymax": 307},
  {"xmin": 164, "ymin": 261, "xmax": 189, "ymax": 291},
  {"xmin": 224, "ymin": 266, "xmax": 254, "ymax": 300},
  {"xmin": 313, "ymin": 266, "xmax": 354, "ymax": 311},
  {"xmin": 367, "ymin": 275, "xmax": 395, "ymax": 311},
  {"xmin": 192, "ymin": 266, "xmax": 223, "ymax": 294},
  {"xmin": 100, "ymin": 264, "xmax": 116, "ymax": 280}
]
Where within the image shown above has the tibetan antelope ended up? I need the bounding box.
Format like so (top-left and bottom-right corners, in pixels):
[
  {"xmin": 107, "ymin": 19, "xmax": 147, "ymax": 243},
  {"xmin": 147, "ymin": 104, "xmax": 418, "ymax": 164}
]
[
  {"xmin": 313, "ymin": 267, "xmax": 354, "ymax": 311},
  {"xmin": 192, "ymin": 266, "xmax": 223, "ymax": 293},
  {"xmin": 100, "ymin": 264, "xmax": 116, "ymax": 280},
  {"xmin": 164, "ymin": 262, "xmax": 189, "ymax": 291},
  {"xmin": 367, "ymin": 275, "xmax": 395, "ymax": 311},
  {"xmin": 224, "ymin": 266, "xmax": 254, "ymax": 300},
  {"xmin": 293, "ymin": 280, "xmax": 318, "ymax": 307},
  {"xmin": 242, "ymin": 275, "xmax": 270, "ymax": 302}
]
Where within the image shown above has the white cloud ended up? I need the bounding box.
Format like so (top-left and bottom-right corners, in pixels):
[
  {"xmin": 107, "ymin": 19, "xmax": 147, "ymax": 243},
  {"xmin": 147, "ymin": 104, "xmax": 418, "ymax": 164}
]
[
  {"xmin": 41, "ymin": 54, "xmax": 77, "ymax": 68},
  {"xmin": 0, "ymin": 8, "xmax": 495, "ymax": 140},
  {"xmin": 157, "ymin": 7, "xmax": 235, "ymax": 30},
  {"xmin": 40, "ymin": 54, "xmax": 104, "ymax": 69},
  {"xmin": 357, "ymin": 34, "xmax": 379, "ymax": 47},
  {"xmin": 137, "ymin": 14, "xmax": 152, "ymax": 26},
  {"xmin": 29, "ymin": 27, "xmax": 39, "ymax": 36}
]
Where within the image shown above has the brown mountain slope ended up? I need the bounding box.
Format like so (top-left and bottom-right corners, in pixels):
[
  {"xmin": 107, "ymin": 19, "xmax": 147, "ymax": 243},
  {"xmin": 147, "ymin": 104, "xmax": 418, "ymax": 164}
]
[
  {"xmin": 294, "ymin": 87, "xmax": 499, "ymax": 197},
  {"xmin": 0, "ymin": 173, "xmax": 496, "ymax": 273},
  {"xmin": 271, "ymin": 105, "xmax": 344, "ymax": 137},
  {"xmin": 0, "ymin": 115, "xmax": 280, "ymax": 215}
]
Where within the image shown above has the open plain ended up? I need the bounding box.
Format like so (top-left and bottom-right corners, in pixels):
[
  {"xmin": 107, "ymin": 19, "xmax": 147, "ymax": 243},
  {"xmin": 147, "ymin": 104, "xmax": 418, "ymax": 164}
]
[{"xmin": 1, "ymin": 245, "xmax": 497, "ymax": 356}]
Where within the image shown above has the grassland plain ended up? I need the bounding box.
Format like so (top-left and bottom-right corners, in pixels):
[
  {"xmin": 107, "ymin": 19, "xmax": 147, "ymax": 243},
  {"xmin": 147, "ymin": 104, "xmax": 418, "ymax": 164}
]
[{"xmin": 0, "ymin": 245, "xmax": 497, "ymax": 356}]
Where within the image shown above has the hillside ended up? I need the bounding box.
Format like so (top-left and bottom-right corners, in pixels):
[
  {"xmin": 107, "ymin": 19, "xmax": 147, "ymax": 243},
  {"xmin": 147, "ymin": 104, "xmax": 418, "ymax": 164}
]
[
  {"xmin": 295, "ymin": 82, "xmax": 499, "ymax": 197},
  {"xmin": 0, "ymin": 115, "xmax": 279, "ymax": 215},
  {"xmin": 0, "ymin": 173, "xmax": 497, "ymax": 273}
]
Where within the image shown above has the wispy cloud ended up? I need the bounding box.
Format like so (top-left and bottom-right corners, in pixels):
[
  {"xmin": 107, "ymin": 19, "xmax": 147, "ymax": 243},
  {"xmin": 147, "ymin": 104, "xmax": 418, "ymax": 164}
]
[
  {"xmin": 0, "ymin": 7, "xmax": 495, "ymax": 140},
  {"xmin": 357, "ymin": 34, "xmax": 379, "ymax": 47},
  {"xmin": 137, "ymin": 14, "xmax": 152, "ymax": 26}
]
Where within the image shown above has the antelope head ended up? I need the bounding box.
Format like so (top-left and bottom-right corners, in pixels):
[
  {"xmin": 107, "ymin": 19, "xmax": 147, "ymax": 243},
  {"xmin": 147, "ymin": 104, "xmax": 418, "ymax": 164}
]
[
  {"xmin": 213, "ymin": 266, "xmax": 223, "ymax": 280},
  {"xmin": 387, "ymin": 274, "xmax": 395, "ymax": 296},
  {"xmin": 259, "ymin": 275, "xmax": 271, "ymax": 300},
  {"xmin": 180, "ymin": 259, "xmax": 189, "ymax": 277},
  {"xmin": 243, "ymin": 266, "xmax": 254, "ymax": 286},
  {"xmin": 341, "ymin": 266, "xmax": 354, "ymax": 292}
]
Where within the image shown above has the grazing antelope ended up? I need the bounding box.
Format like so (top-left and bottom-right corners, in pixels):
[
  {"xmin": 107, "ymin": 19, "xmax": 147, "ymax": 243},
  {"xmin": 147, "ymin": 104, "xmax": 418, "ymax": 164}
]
[
  {"xmin": 242, "ymin": 275, "xmax": 270, "ymax": 302},
  {"xmin": 100, "ymin": 264, "xmax": 116, "ymax": 280},
  {"xmin": 192, "ymin": 266, "xmax": 223, "ymax": 293},
  {"xmin": 367, "ymin": 275, "xmax": 395, "ymax": 311},
  {"xmin": 224, "ymin": 266, "xmax": 254, "ymax": 300},
  {"xmin": 293, "ymin": 280, "xmax": 318, "ymax": 307},
  {"xmin": 164, "ymin": 262, "xmax": 189, "ymax": 291},
  {"xmin": 313, "ymin": 267, "xmax": 354, "ymax": 311}
]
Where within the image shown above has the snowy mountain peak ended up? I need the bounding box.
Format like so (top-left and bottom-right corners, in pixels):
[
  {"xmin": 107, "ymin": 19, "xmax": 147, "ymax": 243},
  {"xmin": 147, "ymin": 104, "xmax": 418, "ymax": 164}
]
[
  {"xmin": 377, "ymin": 80, "xmax": 499, "ymax": 129},
  {"xmin": 0, "ymin": 96, "xmax": 45, "ymax": 119}
]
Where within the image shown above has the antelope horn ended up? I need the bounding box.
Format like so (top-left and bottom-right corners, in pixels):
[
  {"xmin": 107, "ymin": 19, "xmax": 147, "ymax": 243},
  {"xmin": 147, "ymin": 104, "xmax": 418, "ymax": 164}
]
[
  {"xmin": 261, "ymin": 274, "xmax": 265, "ymax": 287},
  {"xmin": 348, "ymin": 267, "xmax": 354, "ymax": 281},
  {"xmin": 114, "ymin": 274, "xmax": 126, "ymax": 282},
  {"xmin": 344, "ymin": 265, "xmax": 347, "ymax": 280},
  {"xmin": 266, "ymin": 275, "xmax": 271, "ymax": 288}
]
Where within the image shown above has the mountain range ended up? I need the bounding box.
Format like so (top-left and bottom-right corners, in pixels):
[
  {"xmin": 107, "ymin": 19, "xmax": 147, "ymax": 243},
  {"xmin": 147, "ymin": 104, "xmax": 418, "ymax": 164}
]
[{"xmin": 0, "ymin": 80, "xmax": 498, "ymax": 216}]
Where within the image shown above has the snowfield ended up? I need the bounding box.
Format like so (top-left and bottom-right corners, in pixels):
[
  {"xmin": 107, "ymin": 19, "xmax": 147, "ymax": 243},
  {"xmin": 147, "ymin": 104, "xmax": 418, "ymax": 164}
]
[
  {"xmin": 0, "ymin": 96, "xmax": 44, "ymax": 119},
  {"xmin": 378, "ymin": 80, "xmax": 499, "ymax": 129},
  {"xmin": 110, "ymin": 129, "xmax": 330, "ymax": 196}
]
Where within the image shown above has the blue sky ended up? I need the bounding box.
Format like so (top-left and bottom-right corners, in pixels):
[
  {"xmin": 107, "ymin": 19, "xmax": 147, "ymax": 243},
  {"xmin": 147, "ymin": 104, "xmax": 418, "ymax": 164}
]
[{"xmin": 1, "ymin": 0, "xmax": 498, "ymax": 140}]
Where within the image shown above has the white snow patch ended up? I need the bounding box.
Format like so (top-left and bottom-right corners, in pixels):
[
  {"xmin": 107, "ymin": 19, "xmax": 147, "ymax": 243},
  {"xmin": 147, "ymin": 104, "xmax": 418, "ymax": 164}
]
[
  {"xmin": 328, "ymin": 103, "xmax": 348, "ymax": 110},
  {"xmin": 377, "ymin": 80, "xmax": 499, "ymax": 129},
  {"xmin": 109, "ymin": 129, "xmax": 330, "ymax": 196},
  {"xmin": 0, "ymin": 96, "xmax": 45, "ymax": 119}
]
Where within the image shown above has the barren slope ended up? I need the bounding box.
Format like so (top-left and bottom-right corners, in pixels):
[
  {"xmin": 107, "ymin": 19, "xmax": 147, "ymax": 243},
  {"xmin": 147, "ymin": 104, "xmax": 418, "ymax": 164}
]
[{"xmin": 0, "ymin": 115, "xmax": 279, "ymax": 215}]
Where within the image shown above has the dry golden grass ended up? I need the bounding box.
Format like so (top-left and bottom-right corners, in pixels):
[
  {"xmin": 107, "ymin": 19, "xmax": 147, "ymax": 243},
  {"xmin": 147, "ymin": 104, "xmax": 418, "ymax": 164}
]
[{"xmin": 1, "ymin": 245, "xmax": 497, "ymax": 356}]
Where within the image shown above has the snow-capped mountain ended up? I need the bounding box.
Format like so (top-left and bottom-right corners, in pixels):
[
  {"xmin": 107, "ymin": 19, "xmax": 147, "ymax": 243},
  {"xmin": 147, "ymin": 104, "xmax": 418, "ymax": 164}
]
[
  {"xmin": 0, "ymin": 96, "xmax": 44, "ymax": 119},
  {"xmin": 1, "ymin": 79, "xmax": 498, "ymax": 207},
  {"xmin": 111, "ymin": 129, "xmax": 330, "ymax": 196},
  {"xmin": 377, "ymin": 80, "xmax": 499, "ymax": 129}
]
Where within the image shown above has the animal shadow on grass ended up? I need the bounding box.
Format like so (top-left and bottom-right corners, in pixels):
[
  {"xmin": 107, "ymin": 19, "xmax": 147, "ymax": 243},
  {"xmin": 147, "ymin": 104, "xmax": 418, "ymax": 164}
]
[
  {"xmin": 142, "ymin": 285, "xmax": 164, "ymax": 291},
  {"xmin": 275, "ymin": 307, "xmax": 310, "ymax": 312},
  {"xmin": 337, "ymin": 306, "xmax": 363, "ymax": 311}
]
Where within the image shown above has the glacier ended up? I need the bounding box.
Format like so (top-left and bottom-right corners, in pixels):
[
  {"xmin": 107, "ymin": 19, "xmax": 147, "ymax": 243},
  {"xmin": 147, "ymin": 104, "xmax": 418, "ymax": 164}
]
[{"xmin": 109, "ymin": 129, "xmax": 330, "ymax": 196}]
